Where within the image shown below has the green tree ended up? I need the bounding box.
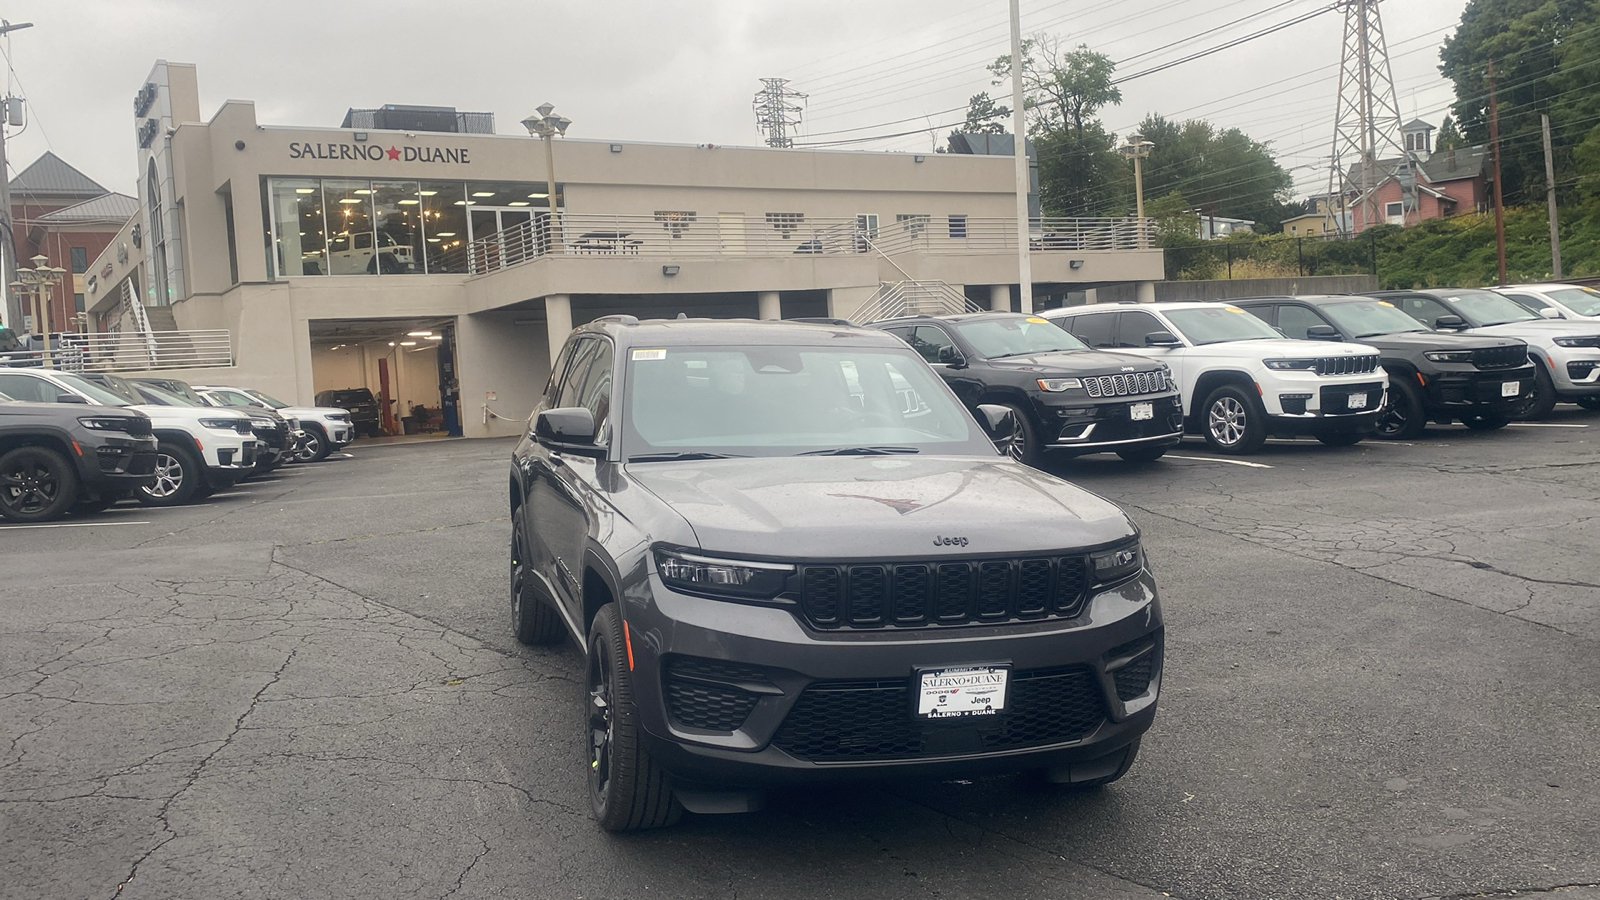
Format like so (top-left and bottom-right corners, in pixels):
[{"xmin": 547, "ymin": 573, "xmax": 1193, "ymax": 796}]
[
  {"xmin": 1134, "ymin": 115, "xmax": 1294, "ymax": 229},
  {"xmin": 1034, "ymin": 125, "xmax": 1130, "ymax": 217},
  {"xmin": 1436, "ymin": 116, "xmax": 1467, "ymax": 151},
  {"xmin": 1439, "ymin": 0, "xmax": 1592, "ymax": 204},
  {"xmin": 988, "ymin": 36, "xmax": 1122, "ymax": 136},
  {"xmin": 947, "ymin": 92, "xmax": 1010, "ymax": 148}
]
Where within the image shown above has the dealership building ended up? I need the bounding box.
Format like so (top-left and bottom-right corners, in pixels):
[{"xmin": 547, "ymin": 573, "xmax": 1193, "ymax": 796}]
[{"xmin": 82, "ymin": 61, "xmax": 1162, "ymax": 438}]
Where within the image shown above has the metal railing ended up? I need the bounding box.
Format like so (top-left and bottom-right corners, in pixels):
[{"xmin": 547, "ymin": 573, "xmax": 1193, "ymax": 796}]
[
  {"xmin": 853, "ymin": 281, "xmax": 986, "ymax": 324},
  {"xmin": 0, "ymin": 330, "xmax": 235, "ymax": 373},
  {"xmin": 466, "ymin": 214, "xmax": 1157, "ymax": 274}
]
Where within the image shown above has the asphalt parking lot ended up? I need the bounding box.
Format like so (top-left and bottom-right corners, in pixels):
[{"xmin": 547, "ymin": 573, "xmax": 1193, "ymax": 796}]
[{"xmin": 3, "ymin": 416, "xmax": 1598, "ymax": 900}]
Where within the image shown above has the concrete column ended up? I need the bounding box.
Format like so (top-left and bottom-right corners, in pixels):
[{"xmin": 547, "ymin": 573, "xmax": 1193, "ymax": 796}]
[
  {"xmin": 988, "ymin": 284, "xmax": 1010, "ymax": 312},
  {"xmin": 1083, "ymin": 288, "xmax": 1099, "ymax": 305},
  {"xmin": 757, "ymin": 291, "xmax": 782, "ymax": 320},
  {"xmin": 1136, "ymin": 281, "xmax": 1157, "ymax": 304},
  {"xmin": 545, "ymin": 293, "xmax": 572, "ymax": 363}
]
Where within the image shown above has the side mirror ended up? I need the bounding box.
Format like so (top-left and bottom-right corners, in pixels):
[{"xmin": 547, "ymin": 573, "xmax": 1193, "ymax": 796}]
[
  {"xmin": 534, "ymin": 406, "xmax": 604, "ymax": 455},
  {"xmin": 937, "ymin": 345, "xmax": 966, "ymax": 367},
  {"xmin": 55, "ymin": 393, "xmax": 90, "ymax": 404},
  {"xmin": 975, "ymin": 403, "xmax": 1017, "ymax": 442},
  {"xmin": 1538, "ymin": 307, "xmax": 1564, "ymax": 319},
  {"xmin": 1305, "ymin": 325, "xmax": 1342, "ymax": 341},
  {"xmin": 1434, "ymin": 315, "xmax": 1468, "ymax": 330},
  {"xmin": 1144, "ymin": 331, "xmax": 1182, "ymax": 347}
]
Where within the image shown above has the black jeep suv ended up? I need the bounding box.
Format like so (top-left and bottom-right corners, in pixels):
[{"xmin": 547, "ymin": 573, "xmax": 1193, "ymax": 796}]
[
  {"xmin": 1234, "ymin": 296, "xmax": 1536, "ymax": 437},
  {"xmin": 866, "ymin": 312, "xmax": 1183, "ymax": 465},
  {"xmin": 0, "ymin": 394, "xmax": 158, "ymax": 521},
  {"xmin": 510, "ymin": 317, "xmax": 1164, "ymax": 831},
  {"xmin": 314, "ymin": 388, "xmax": 382, "ymax": 437}
]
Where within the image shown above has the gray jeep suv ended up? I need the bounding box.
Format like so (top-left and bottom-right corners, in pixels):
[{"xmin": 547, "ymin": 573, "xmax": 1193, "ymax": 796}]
[{"xmin": 510, "ymin": 317, "xmax": 1164, "ymax": 830}]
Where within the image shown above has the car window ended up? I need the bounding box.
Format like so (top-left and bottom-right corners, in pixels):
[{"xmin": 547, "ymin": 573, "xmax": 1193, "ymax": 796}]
[
  {"xmin": 207, "ymin": 389, "xmax": 259, "ymax": 407},
  {"xmin": 1275, "ymin": 305, "xmax": 1332, "ymax": 340},
  {"xmin": 354, "ymin": 233, "xmax": 373, "ymax": 250},
  {"xmin": 45, "ymin": 373, "xmax": 130, "ymax": 406},
  {"xmin": 554, "ymin": 339, "xmax": 600, "ymax": 409},
  {"xmin": 1544, "ymin": 287, "xmax": 1600, "ymax": 317},
  {"xmin": 1320, "ymin": 300, "xmax": 1430, "ymax": 337},
  {"xmin": 906, "ymin": 326, "xmax": 956, "ymax": 364},
  {"xmin": 544, "ymin": 338, "xmax": 582, "ymax": 404},
  {"xmin": 1116, "ymin": 311, "xmax": 1165, "ymax": 348},
  {"xmin": 951, "ymin": 316, "xmax": 1087, "ymax": 358},
  {"xmin": 1430, "ymin": 290, "xmax": 1537, "ymax": 326},
  {"xmin": 1162, "ymin": 306, "xmax": 1281, "ymax": 345},
  {"xmin": 1500, "ymin": 292, "xmax": 1550, "ymax": 311},
  {"xmin": 1065, "ymin": 312, "xmax": 1116, "ymax": 349},
  {"xmin": 1393, "ymin": 295, "xmax": 1456, "ymax": 327},
  {"xmin": 575, "ymin": 341, "xmax": 615, "ymax": 442},
  {"xmin": 0, "ymin": 373, "xmax": 55, "ymax": 403}
]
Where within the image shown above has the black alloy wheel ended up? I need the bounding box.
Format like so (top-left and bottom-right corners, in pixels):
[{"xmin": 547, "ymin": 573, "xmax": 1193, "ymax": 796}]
[
  {"xmin": 1460, "ymin": 413, "xmax": 1509, "ymax": 431},
  {"xmin": 1512, "ymin": 362, "xmax": 1558, "ymax": 420},
  {"xmin": 510, "ymin": 516, "xmax": 564, "ymax": 645},
  {"xmin": 994, "ymin": 402, "xmax": 1042, "ymax": 467},
  {"xmin": 585, "ymin": 604, "xmax": 681, "ymax": 831},
  {"xmin": 1200, "ymin": 385, "xmax": 1268, "ymax": 454},
  {"xmin": 135, "ymin": 442, "xmax": 202, "ymax": 507},
  {"xmin": 0, "ymin": 446, "xmax": 79, "ymax": 523},
  {"xmin": 1375, "ymin": 376, "xmax": 1426, "ymax": 440},
  {"xmin": 294, "ymin": 426, "xmax": 332, "ymax": 463}
]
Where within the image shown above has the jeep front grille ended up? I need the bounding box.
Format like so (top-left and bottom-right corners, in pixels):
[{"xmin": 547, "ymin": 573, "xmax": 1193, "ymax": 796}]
[
  {"xmin": 1313, "ymin": 354, "xmax": 1380, "ymax": 376},
  {"xmin": 1082, "ymin": 371, "xmax": 1168, "ymax": 398},
  {"xmin": 799, "ymin": 556, "xmax": 1088, "ymax": 630},
  {"xmin": 1474, "ymin": 345, "xmax": 1531, "ymax": 369}
]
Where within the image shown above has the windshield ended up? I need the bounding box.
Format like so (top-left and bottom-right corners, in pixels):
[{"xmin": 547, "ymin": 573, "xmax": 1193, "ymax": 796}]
[
  {"xmin": 139, "ymin": 384, "xmax": 200, "ymax": 407},
  {"xmin": 86, "ymin": 374, "xmax": 146, "ymax": 405},
  {"xmin": 245, "ymin": 389, "xmax": 289, "ymax": 409},
  {"xmin": 1432, "ymin": 290, "xmax": 1537, "ymax": 326},
  {"xmin": 1322, "ymin": 300, "xmax": 1431, "ymax": 337},
  {"xmin": 51, "ymin": 373, "xmax": 134, "ymax": 407},
  {"xmin": 623, "ymin": 346, "xmax": 993, "ymax": 458},
  {"xmin": 1546, "ymin": 287, "xmax": 1600, "ymax": 317},
  {"xmin": 142, "ymin": 379, "xmax": 207, "ymax": 404},
  {"xmin": 1164, "ymin": 306, "xmax": 1282, "ymax": 345},
  {"xmin": 951, "ymin": 316, "xmax": 1087, "ymax": 358}
]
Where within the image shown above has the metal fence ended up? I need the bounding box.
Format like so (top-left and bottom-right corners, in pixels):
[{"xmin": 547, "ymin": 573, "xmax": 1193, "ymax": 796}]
[
  {"xmin": 1162, "ymin": 233, "xmax": 1383, "ymax": 283},
  {"xmin": 0, "ymin": 330, "xmax": 235, "ymax": 373}
]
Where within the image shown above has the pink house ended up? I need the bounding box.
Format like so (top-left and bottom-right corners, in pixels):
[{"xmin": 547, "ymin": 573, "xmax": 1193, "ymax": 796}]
[{"xmin": 1345, "ymin": 121, "xmax": 1489, "ymax": 233}]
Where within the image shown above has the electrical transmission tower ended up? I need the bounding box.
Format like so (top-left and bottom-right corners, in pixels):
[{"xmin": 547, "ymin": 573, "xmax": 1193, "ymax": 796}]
[
  {"xmin": 753, "ymin": 78, "xmax": 807, "ymax": 149},
  {"xmin": 1326, "ymin": 0, "xmax": 1413, "ymax": 235}
]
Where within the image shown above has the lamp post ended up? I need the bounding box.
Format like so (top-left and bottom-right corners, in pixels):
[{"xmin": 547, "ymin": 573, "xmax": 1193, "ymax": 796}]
[
  {"xmin": 521, "ymin": 104, "xmax": 571, "ymax": 254},
  {"xmin": 1119, "ymin": 132, "xmax": 1156, "ymax": 242},
  {"xmin": 14, "ymin": 253, "xmax": 64, "ymax": 368}
]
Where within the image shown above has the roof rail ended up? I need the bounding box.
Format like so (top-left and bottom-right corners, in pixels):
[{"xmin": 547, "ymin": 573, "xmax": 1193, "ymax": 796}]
[{"xmin": 591, "ymin": 314, "xmax": 640, "ymax": 325}]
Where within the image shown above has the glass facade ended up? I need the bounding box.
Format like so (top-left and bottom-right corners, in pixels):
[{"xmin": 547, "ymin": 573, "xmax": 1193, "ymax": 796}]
[{"xmin": 269, "ymin": 177, "xmax": 560, "ymax": 278}]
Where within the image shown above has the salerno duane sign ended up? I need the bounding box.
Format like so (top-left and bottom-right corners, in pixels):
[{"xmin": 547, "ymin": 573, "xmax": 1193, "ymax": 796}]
[{"xmin": 288, "ymin": 141, "xmax": 471, "ymax": 164}]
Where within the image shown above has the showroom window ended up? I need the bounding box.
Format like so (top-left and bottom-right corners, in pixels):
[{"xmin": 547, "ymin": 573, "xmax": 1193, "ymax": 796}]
[{"xmin": 421, "ymin": 181, "xmax": 469, "ymax": 273}]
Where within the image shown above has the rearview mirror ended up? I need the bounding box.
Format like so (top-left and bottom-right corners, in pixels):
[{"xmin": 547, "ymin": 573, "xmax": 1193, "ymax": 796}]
[
  {"xmin": 974, "ymin": 403, "xmax": 1017, "ymax": 442},
  {"xmin": 534, "ymin": 407, "xmax": 604, "ymax": 456},
  {"xmin": 1434, "ymin": 315, "xmax": 1468, "ymax": 330},
  {"xmin": 1144, "ymin": 331, "xmax": 1182, "ymax": 347},
  {"xmin": 1538, "ymin": 307, "xmax": 1564, "ymax": 319},
  {"xmin": 937, "ymin": 345, "xmax": 966, "ymax": 367},
  {"xmin": 1305, "ymin": 325, "xmax": 1341, "ymax": 341},
  {"xmin": 55, "ymin": 393, "xmax": 89, "ymax": 404}
]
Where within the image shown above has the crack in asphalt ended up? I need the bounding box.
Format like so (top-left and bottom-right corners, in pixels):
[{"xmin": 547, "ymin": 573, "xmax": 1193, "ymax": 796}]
[{"xmin": 438, "ymin": 837, "xmax": 492, "ymax": 900}]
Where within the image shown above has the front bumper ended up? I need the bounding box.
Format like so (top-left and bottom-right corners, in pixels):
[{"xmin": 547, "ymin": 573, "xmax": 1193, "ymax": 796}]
[
  {"xmin": 1545, "ymin": 349, "xmax": 1600, "ymax": 395},
  {"xmin": 1422, "ymin": 364, "xmax": 1536, "ymax": 415},
  {"xmin": 1039, "ymin": 393, "xmax": 1185, "ymax": 453},
  {"xmin": 622, "ymin": 571, "xmax": 1163, "ymax": 789},
  {"xmin": 325, "ymin": 422, "xmax": 354, "ymax": 446},
  {"xmin": 77, "ymin": 434, "xmax": 159, "ymax": 495},
  {"xmin": 1267, "ymin": 380, "xmax": 1384, "ymax": 435}
]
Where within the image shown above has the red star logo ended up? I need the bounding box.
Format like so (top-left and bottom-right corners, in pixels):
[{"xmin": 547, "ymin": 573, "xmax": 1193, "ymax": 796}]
[{"xmin": 386, "ymin": 146, "xmax": 401, "ymax": 160}]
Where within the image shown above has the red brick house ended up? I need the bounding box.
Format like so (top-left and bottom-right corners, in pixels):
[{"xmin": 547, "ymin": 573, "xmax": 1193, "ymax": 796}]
[
  {"xmin": 7, "ymin": 152, "xmax": 133, "ymax": 332},
  {"xmin": 1344, "ymin": 121, "xmax": 1490, "ymax": 233}
]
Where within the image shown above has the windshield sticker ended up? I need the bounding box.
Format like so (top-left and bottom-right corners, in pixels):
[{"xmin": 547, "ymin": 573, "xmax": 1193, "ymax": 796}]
[
  {"xmin": 1224, "ymin": 306, "xmax": 1246, "ymax": 313},
  {"xmin": 1378, "ymin": 301, "xmax": 1395, "ymax": 307},
  {"xmin": 631, "ymin": 349, "xmax": 666, "ymax": 361},
  {"xmin": 1026, "ymin": 317, "xmax": 1048, "ymax": 324}
]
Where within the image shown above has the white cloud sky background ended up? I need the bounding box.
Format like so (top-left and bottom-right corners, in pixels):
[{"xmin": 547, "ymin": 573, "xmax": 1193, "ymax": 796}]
[{"xmin": 7, "ymin": 0, "xmax": 1470, "ymax": 202}]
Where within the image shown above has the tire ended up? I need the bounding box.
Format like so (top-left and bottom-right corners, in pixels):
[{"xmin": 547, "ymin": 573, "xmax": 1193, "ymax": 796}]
[
  {"xmin": 135, "ymin": 442, "xmax": 202, "ymax": 507},
  {"xmin": 1316, "ymin": 432, "xmax": 1364, "ymax": 446},
  {"xmin": 294, "ymin": 426, "xmax": 332, "ymax": 463},
  {"xmin": 1460, "ymin": 413, "xmax": 1509, "ymax": 431},
  {"xmin": 993, "ymin": 401, "xmax": 1043, "ymax": 468},
  {"xmin": 0, "ymin": 445, "xmax": 80, "ymax": 523},
  {"xmin": 1375, "ymin": 375, "xmax": 1426, "ymax": 439},
  {"xmin": 511, "ymin": 515, "xmax": 565, "ymax": 646},
  {"xmin": 1200, "ymin": 384, "xmax": 1268, "ymax": 454},
  {"xmin": 586, "ymin": 604, "xmax": 682, "ymax": 831},
  {"xmin": 1576, "ymin": 396, "xmax": 1600, "ymax": 411},
  {"xmin": 1115, "ymin": 446, "xmax": 1168, "ymax": 463},
  {"xmin": 1513, "ymin": 361, "xmax": 1558, "ymax": 420}
]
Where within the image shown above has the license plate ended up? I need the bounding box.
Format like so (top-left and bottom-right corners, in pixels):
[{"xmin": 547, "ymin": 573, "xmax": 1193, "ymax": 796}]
[
  {"xmin": 1347, "ymin": 393, "xmax": 1368, "ymax": 410},
  {"xmin": 916, "ymin": 666, "xmax": 1009, "ymax": 719},
  {"xmin": 1502, "ymin": 381, "xmax": 1520, "ymax": 397},
  {"xmin": 1130, "ymin": 401, "xmax": 1154, "ymax": 421}
]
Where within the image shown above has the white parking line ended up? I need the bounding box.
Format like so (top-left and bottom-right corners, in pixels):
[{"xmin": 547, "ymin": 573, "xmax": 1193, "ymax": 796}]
[
  {"xmin": 1165, "ymin": 455, "xmax": 1274, "ymax": 469},
  {"xmin": 1506, "ymin": 423, "xmax": 1589, "ymax": 428},
  {"xmin": 0, "ymin": 520, "xmax": 152, "ymax": 530}
]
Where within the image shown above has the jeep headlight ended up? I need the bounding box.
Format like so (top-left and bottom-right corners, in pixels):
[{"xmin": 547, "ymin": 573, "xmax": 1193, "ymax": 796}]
[
  {"xmin": 1424, "ymin": 350, "xmax": 1475, "ymax": 363},
  {"xmin": 1090, "ymin": 540, "xmax": 1143, "ymax": 585},
  {"xmin": 198, "ymin": 417, "xmax": 243, "ymax": 430},
  {"xmin": 1037, "ymin": 378, "xmax": 1084, "ymax": 392},
  {"xmin": 1551, "ymin": 335, "xmax": 1600, "ymax": 348},
  {"xmin": 78, "ymin": 416, "xmax": 135, "ymax": 432},
  {"xmin": 654, "ymin": 547, "xmax": 794, "ymax": 601},
  {"xmin": 1264, "ymin": 358, "xmax": 1318, "ymax": 371}
]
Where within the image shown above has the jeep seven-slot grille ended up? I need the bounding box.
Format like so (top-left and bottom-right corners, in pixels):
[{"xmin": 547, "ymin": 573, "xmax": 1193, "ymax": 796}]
[
  {"xmin": 1473, "ymin": 345, "xmax": 1531, "ymax": 369},
  {"xmin": 1082, "ymin": 371, "xmax": 1168, "ymax": 398},
  {"xmin": 1313, "ymin": 354, "xmax": 1380, "ymax": 376},
  {"xmin": 800, "ymin": 556, "xmax": 1089, "ymax": 629}
]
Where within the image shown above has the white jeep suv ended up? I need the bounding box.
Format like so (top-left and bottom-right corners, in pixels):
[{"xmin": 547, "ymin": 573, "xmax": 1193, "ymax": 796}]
[
  {"xmin": 1042, "ymin": 302, "xmax": 1388, "ymax": 453},
  {"xmin": 0, "ymin": 368, "xmax": 259, "ymax": 505},
  {"xmin": 194, "ymin": 385, "xmax": 354, "ymax": 462}
]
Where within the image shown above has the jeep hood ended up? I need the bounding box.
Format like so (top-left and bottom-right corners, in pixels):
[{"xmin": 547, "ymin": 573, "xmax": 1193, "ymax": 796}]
[
  {"xmin": 627, "ymin": 456, "xmax": 1133, "ymax": 558},
  {"xmin": 984, "ymin": 349, "xmax": 1168, "ymax": 376},
  {"xmin": 1187, "ymin": 338, "xmax": 1380, "ymax": 358}
]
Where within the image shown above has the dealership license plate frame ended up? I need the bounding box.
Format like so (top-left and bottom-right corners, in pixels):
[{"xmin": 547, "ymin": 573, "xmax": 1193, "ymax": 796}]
[
  {"xmin": 1130, "ymin": 401, "xmax": 1155, "ymax": 421},
  {"xmin": 913, "ymin": 664, "xmax": 1011, "ymax": 720},
  {"xmin": 1347, "ymin": 393, "xmax": 1368, "ymax": 410},
  {"xmin": 1502, "ymin": 381, "xmax": 1520, "ymax": 398}
]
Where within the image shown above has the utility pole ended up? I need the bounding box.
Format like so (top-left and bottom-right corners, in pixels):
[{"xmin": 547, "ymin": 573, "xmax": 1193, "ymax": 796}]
[
  {"xmin": 1008, "ymin": 0, "xmax": 1033, "ymax": 313},
  {"xmin": 1542, "ymin": 112, "xmax": 1562, "ymax": 279},
  {"xmin": 752, "ymin": 78, "xmax": 807, "ymax": 149},
  {"xmin": 1327, "ymin": 0, "xmax": 1412, "ymax": 235},
  {"xmin": 0, "ymin": 20, "xmax": 35, "ymax": 330},
  {"xmin": 1488, "ymin": 60, "xmax": 1507, "ymax": 286}
]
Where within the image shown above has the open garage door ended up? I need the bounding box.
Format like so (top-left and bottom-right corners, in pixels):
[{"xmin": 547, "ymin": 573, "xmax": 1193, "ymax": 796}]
[{"xmin": 309, "ymin": 317, "xmax": 461, "ymax": 439}]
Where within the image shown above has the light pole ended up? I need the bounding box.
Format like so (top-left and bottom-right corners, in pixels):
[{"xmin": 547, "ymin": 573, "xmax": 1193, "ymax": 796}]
[
  {"xmin": 522, "ymin": 104, "xmax": 571, "ymax": 254},
  {"xmin": 1119, "ymin": 132, "xmax": 1155, "ymax": 220},
  {"xmin": 13, "ymin": 253, "xmax": 65, "ymax": 368}
]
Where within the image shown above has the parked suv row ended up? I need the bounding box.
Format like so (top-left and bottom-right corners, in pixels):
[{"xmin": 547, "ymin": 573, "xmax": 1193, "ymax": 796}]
[{"xmin": 0, "ymin": 396, "xmax": 157, "ymax": 522}]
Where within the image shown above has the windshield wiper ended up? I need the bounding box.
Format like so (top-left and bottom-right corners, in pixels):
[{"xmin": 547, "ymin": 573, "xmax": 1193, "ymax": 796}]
[
  {"xmin": 988, "ymin": 350, "xmax": 1058, "ymax": 359},
  {"xmin": 799, "ymin": 446, "xmax": 920, "ymax": 456},
  {"xmin": 627, "ymin": 451, "xmax": 749, "ymax": 462}
]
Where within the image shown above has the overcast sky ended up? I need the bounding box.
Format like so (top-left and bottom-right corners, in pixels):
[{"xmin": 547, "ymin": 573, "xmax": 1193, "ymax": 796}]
[{"xmin": 8, "ymin": 0, "xmax": 1470, "ymax": 202}]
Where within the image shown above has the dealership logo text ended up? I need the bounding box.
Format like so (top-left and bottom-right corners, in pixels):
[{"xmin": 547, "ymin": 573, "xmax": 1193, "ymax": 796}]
[{"xmin": 288, "ymin": 142, "xmax": 471, "ymax": 164}]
